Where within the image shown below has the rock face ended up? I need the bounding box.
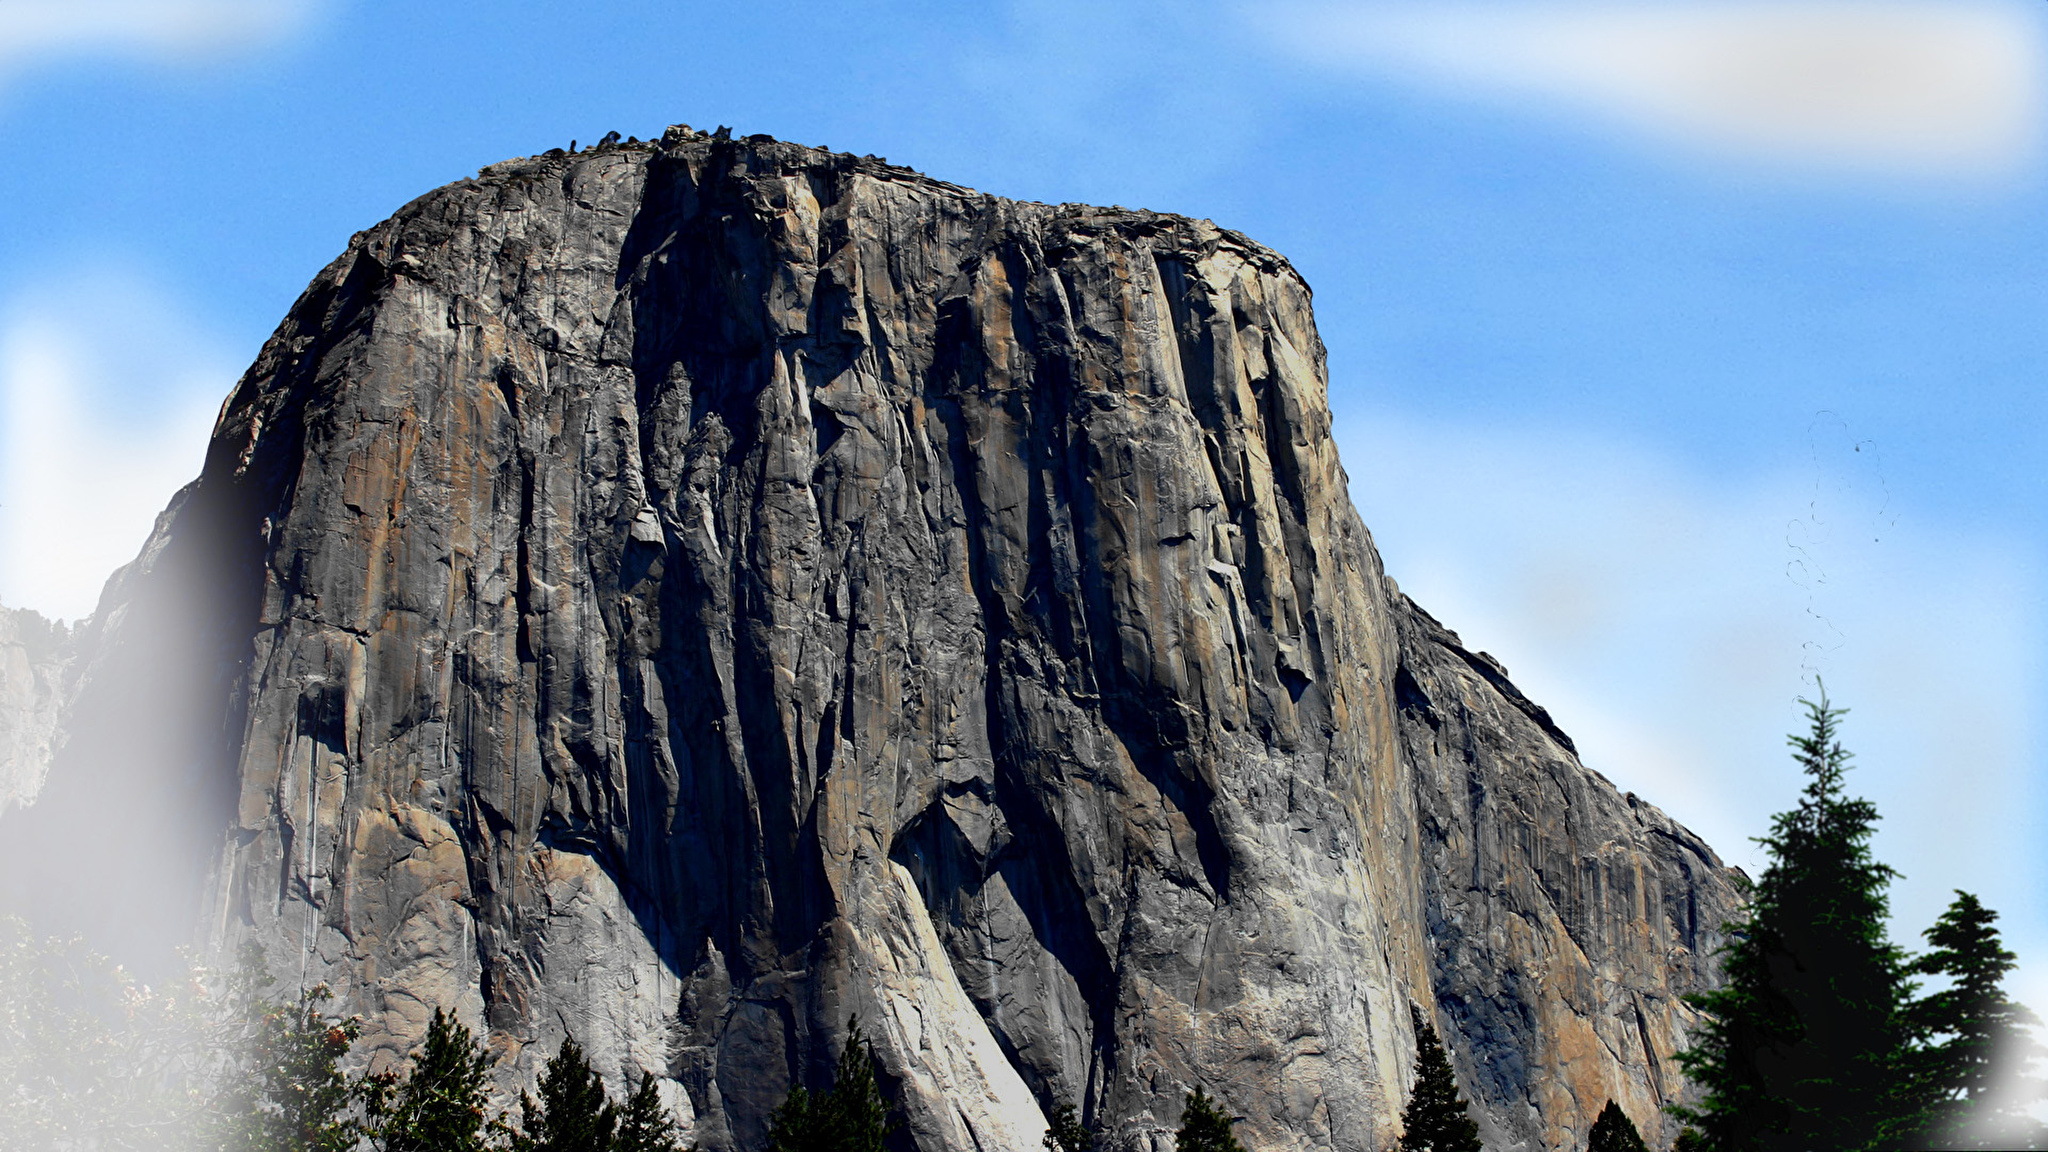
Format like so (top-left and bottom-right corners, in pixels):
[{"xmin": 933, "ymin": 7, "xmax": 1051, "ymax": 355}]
[
  {"xmin": 1391, "ymin": 597, "xmax": 1739, "ymax": 1150},
  {"xmin": 0, "ymin": 601, "xmax": 65, "ymax": 814},
  {"xmin": 0, "ymin": 128, "xmax": 1743, "ymax": 1152}
]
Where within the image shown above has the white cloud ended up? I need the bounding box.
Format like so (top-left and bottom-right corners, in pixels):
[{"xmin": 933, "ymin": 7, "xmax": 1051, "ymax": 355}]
[
  {"xmin": 0, "ymin": 270, "xmax": 229, "ymax": 622},
  {"xmin": 1263, "ymin": 0, "xmax": 2047, "ymax": 180},
  {"xmin": 0, "ymin": 0, "xmax": 315, "ymax": 82},
  {"xmin": 1335, "ymin": 408, "xmax": 2047, "ymax": 1020}
]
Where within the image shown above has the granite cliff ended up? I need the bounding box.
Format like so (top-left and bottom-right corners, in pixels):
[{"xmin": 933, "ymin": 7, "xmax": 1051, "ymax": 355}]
[
  {"xmin": 0, "ymin": 127, "xmax": 1744, "ymax": 1152},
  {"xmin": 0, "ymin": 602, "xmax": 64, "ymax": 815}
]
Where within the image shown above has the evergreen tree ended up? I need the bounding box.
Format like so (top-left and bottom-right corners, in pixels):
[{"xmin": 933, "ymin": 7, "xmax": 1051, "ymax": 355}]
[
  {"xmin": 764, "ymin": 1016, "xmax": 896, "ymax": 1152},
  {"xmin": 1174, "ymin": 1086, "xmax": 1244, "ymax": 1152},
  {"xmin": 1673, "ymin": 690, "xmax": 1917, "ymax": 1152},
  {"xmin": 1398, "ymin": 1007, "xmax": 1482, "ymax": 1152},
  {"xmin": 766, "ymin": 1085, "xmax": 825, "ymax": 1152},
  {"xmin": 514, "ymin": 1037, "xmax": 616, "ymax": 1152},
  {"xmin": 364, "ymin": 1007, "xmax": 504, "ymax": 1152},
  {"xmin": 1043, "ymin": 1097, "xmax": 1094, "ymax": 1152},
  {"xmin": 1586, "ymin": 1100, "xmax": 1647, "ymax": 1152},
  {"xmin": 1902, "ymin": 891, "xmax": 2047, "ymax": 1150},
  {"xmin": 614, "ymin": 1077, "xmax": 687, "ymax": 1152},
  {"xmin": 823, "ymin": 1017, "xmax": 894, "ymax": 1152}
]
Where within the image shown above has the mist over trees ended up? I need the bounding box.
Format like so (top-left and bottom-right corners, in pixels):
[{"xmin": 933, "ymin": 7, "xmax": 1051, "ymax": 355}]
[
  {"xmin": 1674, "ymin": 691, "xmax": 2046, "ymax": 1152},
  {"xmin": 0, "ymin": 931, "xmax": 685, "ymax": 1152}
]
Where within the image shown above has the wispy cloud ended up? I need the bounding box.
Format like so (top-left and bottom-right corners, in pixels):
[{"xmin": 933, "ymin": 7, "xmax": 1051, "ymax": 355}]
[
  {"xmin": 1262, "ymin": 1, "xmax": 2047, "ymax": 180},
  {"xmin": 1336, "ymin": 408, "xmax": 2046, "ymax": 1011},
  {"xmin": 0, "ymin": 0, "xmax": 316, "ymax": 83},
  {"xmin": 0, "ymin": 269, "xmax": 228, "ymax": 622}
]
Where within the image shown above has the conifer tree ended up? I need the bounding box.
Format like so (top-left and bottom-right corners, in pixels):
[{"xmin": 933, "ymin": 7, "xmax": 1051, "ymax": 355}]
[
  {"xmin": 1043, "ymin": 1097, "xmax": 1094, "ymax": 1152},
  {"xmin": 514, "ymin": 1037, "xmax": 617, "ymax": 1152},
  {"xmin": 363, "ymin": 1007, "xmax": 504, "ymax": 1152},
  {"xmin": 1673, "ymin": 690, "xmax": 1916, "ymax": 1152},
  {"xmin": 764, "ymin": 1016, "xmax": 896, "ymax": 1152},
  {"xmin": 824, "ymin": 1017, "xmax": 894, "ymax": 1152},
  {"xmin": 766, "ymin": 1084, "xmax": 824, "ymax": 1152},
  {"xmin": 614, "ymin": 1077, "xmax": 687, "ymax": 1152},
  {"xmin": 1174, "ymin": 1086, "xmax": 1245, "ymax": 1152},
  {"xmin": 1903, "ymin": 891, "xmax": 2047, "ymax": 1150},
  {"xmin": 1399, "ymin": 1007, "xmax": 1482, "ymax": 1152},
  {"xmin": 1587, "ymin": 1100, "xmax": 1647, "ymax": 1152}
]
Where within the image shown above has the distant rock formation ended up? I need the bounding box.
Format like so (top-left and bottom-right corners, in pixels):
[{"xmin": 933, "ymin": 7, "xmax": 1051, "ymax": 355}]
[
  {"xmin": 0, "ymin": 601, "xmax": 64, "ymax": 813},
  {"xmin": 0, "ymin": 127, "xmax": 1742, "ymax": 1152}
]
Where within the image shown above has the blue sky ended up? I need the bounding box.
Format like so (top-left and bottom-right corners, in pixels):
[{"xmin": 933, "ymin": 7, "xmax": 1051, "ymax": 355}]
[{"xmin": 0, "ymin": 0, "xmax": 2041, "ymax": 1021}]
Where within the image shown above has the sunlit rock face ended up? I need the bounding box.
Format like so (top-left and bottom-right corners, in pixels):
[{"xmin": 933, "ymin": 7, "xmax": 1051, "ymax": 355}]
[{"xmin": 0, "ymin": 128, "xmax": 1743, "ymax": 1152}]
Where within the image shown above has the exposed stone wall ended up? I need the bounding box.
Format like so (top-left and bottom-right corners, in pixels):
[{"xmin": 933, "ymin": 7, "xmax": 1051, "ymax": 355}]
[
  {"xmin": 0, "ymin": 128, "xmax": 1746, "ymax": 1152},
  {"xmin": 0, "ymin": 602, "xmax": 65, "ymax": 814}
]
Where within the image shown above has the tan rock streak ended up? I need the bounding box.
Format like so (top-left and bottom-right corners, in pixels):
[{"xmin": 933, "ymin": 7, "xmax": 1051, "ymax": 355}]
[{"xmin": 1, "ymin": 128, "xmax": 1743, "ymax": 1152}]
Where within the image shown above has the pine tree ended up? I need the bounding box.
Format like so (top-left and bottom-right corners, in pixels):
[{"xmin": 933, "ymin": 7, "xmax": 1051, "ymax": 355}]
[
  {"xmin": 1174, "ymin": 1086, "xmax": 1244, "ymax": 1152},
  {"xmin": 1399, "ymin": 1007, "xmax": 1482, "ymax": 1152},
  {"xmin": 363, "ymin": 1007, "xmax": 504, "ymax": 1152},
  {"xmin": 764, "ymin": 1016, "xmax": 896, "ymax": 1152},
  {"xmin": 614, "ymin": 1077, "xmax": 687, "ymax": 1152},
  {"xmin": 514, "ymin": 1037, "xmax": 616, "ymax": 1152},
  {"xmin": 823, "ymin": 1017, "xmax": 894, "ymax": 1152},
  {"xmin": 1043, "ymin": 1097, "xmax": 1094, "ymax": 1152},
  {"xmin": 1587, "ymin": 1100, "xmax": 1647, "ymax": 1152},
  {"xmin": 1902, "ymin": 891, "xmax": 2047, "ymax": 1150},
  {"xmin": 766, "ymin": 1085, "xmax": 824, "ymax": 1152},
  {"xmin": 1673, "ymin": 690, "xmax": 1916, "ymax": 1152}
]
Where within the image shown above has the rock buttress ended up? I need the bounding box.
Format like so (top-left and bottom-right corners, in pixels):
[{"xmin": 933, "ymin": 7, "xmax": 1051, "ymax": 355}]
[{"xmin": 1, "ymin": 127, "xmax": 1746, "ymax": 1152}]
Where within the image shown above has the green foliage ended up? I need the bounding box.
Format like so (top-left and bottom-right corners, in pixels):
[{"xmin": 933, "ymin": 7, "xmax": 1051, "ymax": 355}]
[
  {"xmin": 767, "ymin": 1085, "xmax": 826, "ymax": 1152},
  {"xmin": 1174, "ymin": 1086, "xmax": 1245, "ymax": 1152},
  {"xmin": 208, "ymin": 946, "xmax": 365, "ymax": 1152},
  {"xmin": 1673, "ymin": 690, "xmax": 1920, "ymax": 1152},
  {"xmin": 829, "ymin": 1017, "xmax": 895, "ymax": 1152},
  {"xmin": 1042, "ymin": 1097, "xmax": 1094, "ymax": 1152},
  {"xmin": 765, "ymin": 1016, "xmax": 898, "ymax": 1152},
  {"xmin": 363, "ymin": 1007, "xmax": 506, "ymax": 1152},
  {"xmin": 0, "ymin": 921, "xmax": 703, "ymax": 1152},
  {"xmin": 0, "ymin": 915, "xmax": 208, "ymax": 1150},
  {"xmin": 1901, "ymin": 891, "xmax": 2047, "ymax": 1150},
  {"xmin": 514, "ymin": 1037, "xmax": 617, "ymax": 1152},
  {"xmin": 614, "ymin": 1076, "xmax": 687, "ymax": 1152},
  {"xmin": 1586, "ymin": 1100, "xmax": 1647, "ymax": 1152},
  {"xmin": 206, "ymin": 945, "xmax": 348, "ymax": 1149},
  {"xmin": 1398, "ymin": 1007, "xmax": 1482, "ymax": 1152}
]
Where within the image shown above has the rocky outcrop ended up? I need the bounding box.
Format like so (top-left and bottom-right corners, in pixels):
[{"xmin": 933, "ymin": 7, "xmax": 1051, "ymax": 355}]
[
  {"xmin": 0, "ymin": 127, "xmax": 1744, "ymax": 1152},
  {"xmin": 1392, "ymin": 594, "xmax": 1739, "ymax": 1150},
  {"xmin": 0, "ymin": 601, "xmax": 65, "ymax": 814}
]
